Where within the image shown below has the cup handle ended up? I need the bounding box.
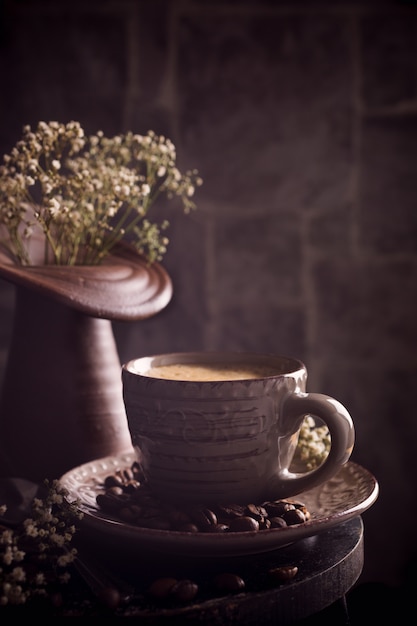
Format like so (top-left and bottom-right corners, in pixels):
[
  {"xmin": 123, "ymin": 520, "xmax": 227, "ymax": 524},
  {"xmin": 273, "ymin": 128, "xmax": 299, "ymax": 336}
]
[{"xmin": 271, "ymin": 392, "xmax": 355, "ymax": 498}]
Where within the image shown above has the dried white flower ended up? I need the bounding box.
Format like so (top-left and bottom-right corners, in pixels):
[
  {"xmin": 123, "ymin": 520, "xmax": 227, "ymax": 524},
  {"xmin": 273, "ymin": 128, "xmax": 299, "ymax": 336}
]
[
  {"xmin": 0, "ymin": 121, "xmax": 202, "ymax": 266},
  {"xmin": 293, "ymin": 416, "xmax": 331, "ymax": 470},
  {"xmin": 0, "ymin": 479, "xmax": 83, "ymax": 606}
]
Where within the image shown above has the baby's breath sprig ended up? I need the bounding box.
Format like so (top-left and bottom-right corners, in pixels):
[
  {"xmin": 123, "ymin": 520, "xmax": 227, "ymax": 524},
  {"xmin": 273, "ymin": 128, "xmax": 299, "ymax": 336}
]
[
  {"xmin": 0, "ymin": 121, "xmax": 203, "ymax": 266},
  {"xmin": 0, "ymin": 479, "xmax": 83, "ymax": 606},
  {"xmin": 293, "ymin": 416, "xmax": 331, "ymax": 470}
]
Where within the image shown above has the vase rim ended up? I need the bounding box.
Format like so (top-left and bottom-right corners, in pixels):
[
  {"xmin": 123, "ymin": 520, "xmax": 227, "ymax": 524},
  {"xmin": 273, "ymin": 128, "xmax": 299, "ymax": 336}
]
[{"xmin": 0, "ymin": 242, "xmax": 173, "ymax": 321}]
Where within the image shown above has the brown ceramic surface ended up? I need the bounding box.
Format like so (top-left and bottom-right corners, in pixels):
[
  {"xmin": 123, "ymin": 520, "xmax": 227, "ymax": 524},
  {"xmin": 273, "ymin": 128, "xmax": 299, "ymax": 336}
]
[
  {"xmin": 0, "ymin": 241, "xmax": 173, "ymax": 481},
  {"xmin": 0, "ymin": 241, "xmax": 172, "ymax": 320}
]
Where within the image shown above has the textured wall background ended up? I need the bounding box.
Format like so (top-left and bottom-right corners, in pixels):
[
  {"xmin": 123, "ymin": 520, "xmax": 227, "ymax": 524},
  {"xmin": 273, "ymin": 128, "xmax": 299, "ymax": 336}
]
[{"xmin": 1, "ymin": 0, "xmax": 417, "ymax": 591}]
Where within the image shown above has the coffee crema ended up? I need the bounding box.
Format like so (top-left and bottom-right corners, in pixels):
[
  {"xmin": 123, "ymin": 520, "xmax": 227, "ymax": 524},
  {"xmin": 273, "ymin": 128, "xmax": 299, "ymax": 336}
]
[{"xmin": 144, "ymin": 362, "xmax": 279, "ymax": 382}]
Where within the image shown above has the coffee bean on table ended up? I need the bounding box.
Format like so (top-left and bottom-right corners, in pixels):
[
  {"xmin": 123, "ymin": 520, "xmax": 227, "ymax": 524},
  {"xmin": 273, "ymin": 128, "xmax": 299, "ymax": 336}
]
[
  {"xmin": 213, "ymin": 572, "xmax": 246, "ymax": 593},
  {"xmin": 171, "ymin": 579, "xmax": 199, "ymax": 602},
  {"xmin": 148, "ymin": 577, "xmax": 178, "ymax": 599},
  {"xmin": 147, "ymin": 577, "xmax": 199, "ymax": 603},
  {"xmin": 268, "ymin": 565, "xmax": 299, "ymax": 584}
]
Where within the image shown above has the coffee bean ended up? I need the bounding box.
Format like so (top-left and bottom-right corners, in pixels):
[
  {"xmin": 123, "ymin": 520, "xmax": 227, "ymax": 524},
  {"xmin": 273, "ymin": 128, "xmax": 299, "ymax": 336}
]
[
  {"xmin": 282, "ymin": 508, "xmax": 306, "ymax": 525},
  {"xmin": 207, "ymin": 523, "xmax": 230, "ymax": 533},
  {"xmin": 295, "ymin": 503, "xmax": 311, "ymax": 521},
  {"xmin": 97, "ymin": 586, "xmax": 122, "ymax": 609},
  {"xmin": 214, "ymin": 503, "xmax": 246, "ymax": 519},
  {"xmin": 268, "ymin": 565, "xmax": 298, "ymax": 583},
  {"xmin": 228, "ymin": 516, "xmax": 260, "ymax": 532},
  {"xmin": 258, "ymin": 517, "xmax": 271, "ymax": 530},
  {"xmin": 269, "ymin": 516, "xmax": 287, "ymax": 529},
  {"xmin": 96, "ymin": 492, "xmax": 129, "ymax": 512},
  {"xmin": 213, "ymin": 572, "xmax": 246, "ymax": 593},
  {"xmin": 245, "ymin": 503, "xmax": 268, "ymax": 521},
  {"xmin": 104, "ymin": 485, "xmax": 124, "ymax": 498},
  {"xmin": 148, "ymin": 577, "xmax": 178, "ymax": 599},
  {"xmin": 124, "ymin": 480, "xmax": 141, "ymax": 493},
  {"xmin": 263, "ymin": 500, "xmax": 295, "ymax": 517},
  {"xmin": 189, "ymin": 507, "xmax": 218, "ymax": 531},
  {"xmin": 171, "ymin": 579, "xmax": 199, "ymax": 602},
  {"xmin": 104, "ymin": 474, "xmax": 124, "ymax": 489}
]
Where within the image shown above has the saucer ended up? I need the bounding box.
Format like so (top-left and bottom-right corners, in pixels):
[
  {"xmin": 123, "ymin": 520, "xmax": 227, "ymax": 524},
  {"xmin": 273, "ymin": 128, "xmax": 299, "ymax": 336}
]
[{"xmin": 60, "ymin": 450, "xmax": 379, "ymax": 558}]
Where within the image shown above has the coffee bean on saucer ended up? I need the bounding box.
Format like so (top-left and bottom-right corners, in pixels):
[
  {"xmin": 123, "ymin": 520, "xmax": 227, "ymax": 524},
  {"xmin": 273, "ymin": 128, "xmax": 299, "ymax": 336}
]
[
  {"xmin": 228, "ymin": 516, "xmax": 260, "ymax": 532},
  {"xmin": 124, "ymin": 480, "xmax": 141, "ymax": 493},
  {"xmin": 269, "ymin": 516, "xmax": 288, "ymax": 529},
  {"xmin": 104, "ymin": 474, "xmax": 125, "ymax": 489},
  {"xmin": 208, "ymin": 523, "xmax": 230, "ymax": 533},
  {"xmin": 258, "ymin": 517, "xmax": 272, "ymax": 530},
  {"xmin": 96, "ymin": 492, "xmax": 129, "ymax": 513},
  {"xmin": 245, "ymin": 503, "xmax": 268, "ymax": 521},
  {"xmin": 188, "ymin": 507, "xmax": 218, "ymax": 531},
  {"xmin": 282, "ymin": 508, "xmax": 306, "ymax": 525},
  {"xmin": 213, "ymin": 503, "xmax": 247, "ymax": 519},
  {"xmin": 96, "ymin": 463, "xmax": 313, "ymax": 534},
  {"xmin": 263, "ymin": 500, "xmax": 295, "ymax": 517},
  {"xmin": 105, "ymin": 485, "xmax": 124, "ymax": 497}
]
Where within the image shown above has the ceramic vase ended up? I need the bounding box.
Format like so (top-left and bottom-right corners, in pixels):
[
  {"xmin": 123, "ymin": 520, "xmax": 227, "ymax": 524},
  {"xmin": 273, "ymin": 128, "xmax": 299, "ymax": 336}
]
[{"xmin": 0, "ymin": 242, "xmax": 172, "ymax": 482}]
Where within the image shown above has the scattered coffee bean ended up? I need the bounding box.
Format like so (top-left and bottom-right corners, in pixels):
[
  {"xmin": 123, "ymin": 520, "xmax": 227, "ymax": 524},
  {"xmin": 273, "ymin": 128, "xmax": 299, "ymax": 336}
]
[
  {"xmin": 171, "ymin": 579, "xmax": 199, "ymax": 602},
  {"xmin": 147, "ymin": 577, "xmax": 199, "ymax": 603},
  {"xmin": 97, "ymin": 586, "xmax": 122, "ymax": 609},
  {"xmin": 148, "ymin": 577, "xmax": 178, "ymax": 599},
  {"xmin": 213, "ymin": 572, "xmax": 246, "ymax": 593},
  {"xmin": 268, "ymin": 565, "xmax": 298, "ymax": 584}
]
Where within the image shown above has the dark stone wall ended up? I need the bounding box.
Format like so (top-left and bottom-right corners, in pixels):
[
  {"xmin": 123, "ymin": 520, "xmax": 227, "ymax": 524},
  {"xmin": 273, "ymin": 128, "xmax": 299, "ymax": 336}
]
[{"xmin": 1, "ymin": 0, "xmax": 417, "ymax": 590}]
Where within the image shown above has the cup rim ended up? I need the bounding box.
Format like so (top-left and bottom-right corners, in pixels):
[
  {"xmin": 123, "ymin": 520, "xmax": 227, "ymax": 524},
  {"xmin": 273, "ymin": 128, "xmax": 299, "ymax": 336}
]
[{"xmin": 122, "ymin": 351, "xmax": 306, "ymax": 382}]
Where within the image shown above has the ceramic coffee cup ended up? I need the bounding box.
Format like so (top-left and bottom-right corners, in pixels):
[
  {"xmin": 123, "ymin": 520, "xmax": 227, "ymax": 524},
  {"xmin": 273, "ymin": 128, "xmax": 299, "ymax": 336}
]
[{"xmin": 122, "ymin": 352, "xmax": 355, "ymax": 505}]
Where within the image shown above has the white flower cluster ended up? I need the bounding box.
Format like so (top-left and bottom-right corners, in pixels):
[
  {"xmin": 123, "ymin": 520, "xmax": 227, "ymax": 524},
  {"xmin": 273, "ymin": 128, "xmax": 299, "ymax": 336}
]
[
  {"xmin": 0, "ymin": 479, "xmax": 83, "ymax": 606},
  {"xmin": 293, "ymin": 416, "xmax": 331, "ymax": 470},
  {"xmin": 0, "ymin": 121, "xmax": 202, "ymax": 265}
]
